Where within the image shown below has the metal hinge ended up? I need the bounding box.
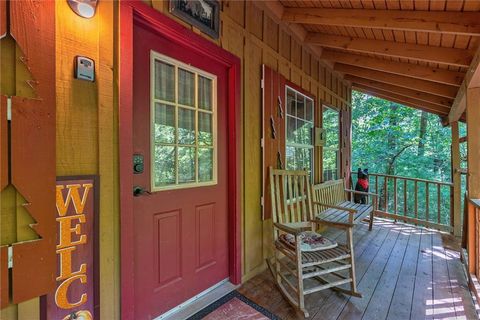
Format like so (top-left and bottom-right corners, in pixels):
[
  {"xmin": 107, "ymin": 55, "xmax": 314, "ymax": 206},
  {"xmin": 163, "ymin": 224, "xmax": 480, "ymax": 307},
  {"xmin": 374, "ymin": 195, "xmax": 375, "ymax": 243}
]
[
  {"xmin": 8, "ymin": 246, "xmax": 13, "ymax": 268},
  {"xmin": 7, "ymin": 97, "xmax": 11, "ymax": 121}
]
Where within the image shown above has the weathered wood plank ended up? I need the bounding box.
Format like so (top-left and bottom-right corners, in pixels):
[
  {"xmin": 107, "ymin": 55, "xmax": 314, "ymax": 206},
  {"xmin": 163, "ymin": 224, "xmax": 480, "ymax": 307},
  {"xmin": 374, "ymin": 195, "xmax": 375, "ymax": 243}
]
[
  {"xmin": 338, "ymin": 64, "xmax": 458, "ymax": 99},
  {"xmin": 361, "ymin": 223, "xmax": 411, "ymax": 319},
  {"xmin": 346, "ymin": 75, "xmax": 453, "ymax": 108},
  {"xmin": 322, "ymin": 50, "xmax": 464, "ymax": 87},
  {"xmin": 336, "ymin": 223, "xmax": 403, "ymax": 319},
  {"xmin": 10, "ymin": 0, "xmax": 56, "ymax": 304},
  {"xmin": 0, "ymin": 96, "xmax": 7, "ymax": 191},
  {"xmin": 410, "ymin": 228, "xmax": 434, "ymax": 319},
  {"xmin": 444, "ymin": 245, "xmax": 478, "ymax": 320},
  {"xmin": 282, "ymin": 8, "xmax": 480, "ymax": 36},
  {"xmin": 386, "ymin": 224, "xmax": 421, "ymax": 320},
  {"xmin": 311, "ymin": 221, "xmax": 392, "ymax": 319},
  {"xmin": 431, "ymin": 232, "xmax": 456, "ymax": 319},
  {"xmin": 306, "ymin": 33, "xmax": 473, "ymax": 67},
  {"xmin": 0, "ymin": 0, "xmax": 5, "ymax": 39}
]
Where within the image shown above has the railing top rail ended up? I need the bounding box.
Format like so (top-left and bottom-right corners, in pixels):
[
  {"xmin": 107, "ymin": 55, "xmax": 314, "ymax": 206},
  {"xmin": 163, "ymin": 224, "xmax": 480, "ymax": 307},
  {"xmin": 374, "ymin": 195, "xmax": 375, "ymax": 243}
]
[{"xmin": 351, "ymin": 171, "xmax": 453, "ymax": 187}]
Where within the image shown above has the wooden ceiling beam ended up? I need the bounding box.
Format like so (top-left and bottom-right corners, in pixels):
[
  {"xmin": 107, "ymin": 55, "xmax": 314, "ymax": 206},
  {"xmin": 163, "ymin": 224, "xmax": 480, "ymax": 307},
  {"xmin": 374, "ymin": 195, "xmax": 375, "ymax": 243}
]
[
  {"xmin": 306, "ymin": 33, "xmax": 473, "ymax": 67},
  {"xmin": 335, "ymin": 63, "xmax": 458, "ymax": 99},
  {"xmin": 282, "ymin": 8, "xmax": 480, "ymax": 36},
  {"xmin": 321, "ymin": 50, "xmax": 464, "ymax": 87},
  {"xmin": 449, "ymin": 46, "xmax": 480, "ymax": 123},
  {"xmin": 353, "ymin": 85, "xmax": 450, "ymax": 116},
  {"xmin": 345, "ymin": 75, "xmax": 453, "ymax": 107}
]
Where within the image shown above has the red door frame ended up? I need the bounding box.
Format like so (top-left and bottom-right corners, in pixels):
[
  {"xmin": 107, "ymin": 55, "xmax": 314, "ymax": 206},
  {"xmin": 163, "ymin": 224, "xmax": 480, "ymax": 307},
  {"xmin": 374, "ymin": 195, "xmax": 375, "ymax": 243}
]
[{"xmin": 119, "ymin": 2, "xmax": 242, "ymax": 319}]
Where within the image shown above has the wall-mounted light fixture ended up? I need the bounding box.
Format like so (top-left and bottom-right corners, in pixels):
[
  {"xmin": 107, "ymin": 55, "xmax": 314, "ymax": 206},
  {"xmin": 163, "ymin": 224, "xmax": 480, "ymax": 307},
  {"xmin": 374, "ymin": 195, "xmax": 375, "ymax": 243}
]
[{"xmin": 67, "ymin": 0, "xmax": 98, "ymax": 19}]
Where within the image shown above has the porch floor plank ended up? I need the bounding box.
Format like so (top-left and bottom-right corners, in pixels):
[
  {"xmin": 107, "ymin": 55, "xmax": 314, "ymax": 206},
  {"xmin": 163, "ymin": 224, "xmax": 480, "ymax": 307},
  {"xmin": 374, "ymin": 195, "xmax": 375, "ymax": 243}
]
[{"xmin": 238, "ymin": 219, "xmax": 478, "ymax": 319}]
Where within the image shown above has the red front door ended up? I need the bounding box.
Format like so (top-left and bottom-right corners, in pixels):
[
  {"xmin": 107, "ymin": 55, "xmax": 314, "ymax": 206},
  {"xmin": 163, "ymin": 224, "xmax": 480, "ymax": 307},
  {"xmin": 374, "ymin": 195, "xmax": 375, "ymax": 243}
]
[{"xmin": 132, "ymin": 22, "xmax": 229, "ymax": 319}]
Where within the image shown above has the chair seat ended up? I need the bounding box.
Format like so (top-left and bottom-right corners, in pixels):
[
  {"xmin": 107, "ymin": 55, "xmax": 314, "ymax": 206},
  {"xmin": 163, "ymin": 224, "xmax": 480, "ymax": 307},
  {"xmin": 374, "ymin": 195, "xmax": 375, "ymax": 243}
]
[
  {"xmin": 279, "ymin": 231, "xmax": 338, "ymax": 252},
  {"xmin": 276, "ymin": 240, "xmax": 350, "ymax": 266},
  {"xmin": 316, "ymin": 201, "xmax": 372, "ymax": 224}
]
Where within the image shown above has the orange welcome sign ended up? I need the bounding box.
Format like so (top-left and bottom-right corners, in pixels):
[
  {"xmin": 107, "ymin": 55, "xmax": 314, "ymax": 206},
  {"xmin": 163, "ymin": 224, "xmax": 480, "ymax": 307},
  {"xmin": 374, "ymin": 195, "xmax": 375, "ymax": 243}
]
[{"xmin": 43, "ymin": 177, "xmax": 98, "ymax": 320}]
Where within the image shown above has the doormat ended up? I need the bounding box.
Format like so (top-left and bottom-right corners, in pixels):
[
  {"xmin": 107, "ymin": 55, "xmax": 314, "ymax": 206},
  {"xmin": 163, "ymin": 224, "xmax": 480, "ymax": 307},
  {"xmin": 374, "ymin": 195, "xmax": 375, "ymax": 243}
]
[{"xmin": 186, "ymin": 290, "xmax": 280, "ymax": 320}]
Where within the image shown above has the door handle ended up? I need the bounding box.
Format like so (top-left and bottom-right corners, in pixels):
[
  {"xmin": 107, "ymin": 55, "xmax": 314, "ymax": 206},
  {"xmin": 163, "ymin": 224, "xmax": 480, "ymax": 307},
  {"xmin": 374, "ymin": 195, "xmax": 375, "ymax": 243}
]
[{"xmin": 133, "ymin": 186, "xmax": 152, "ymax": 197}]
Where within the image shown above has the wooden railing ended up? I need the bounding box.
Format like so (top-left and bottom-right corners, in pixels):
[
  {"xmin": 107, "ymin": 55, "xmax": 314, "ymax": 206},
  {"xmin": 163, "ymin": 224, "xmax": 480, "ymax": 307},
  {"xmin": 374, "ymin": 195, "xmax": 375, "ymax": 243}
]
[
  {"xmin": 464, "ymin": 198, "xmax": 480, "ymax": 303},
  {"xmin": 351, "ymin": 172, "xmax": 454, "ymax": 233}
]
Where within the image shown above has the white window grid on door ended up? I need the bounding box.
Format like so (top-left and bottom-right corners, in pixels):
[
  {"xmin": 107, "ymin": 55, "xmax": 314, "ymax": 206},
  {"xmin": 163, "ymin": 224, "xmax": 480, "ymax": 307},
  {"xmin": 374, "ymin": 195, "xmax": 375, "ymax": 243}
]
[{"xmin": 150, "ymin": 50, "xmax": 218, "ymax": 191}]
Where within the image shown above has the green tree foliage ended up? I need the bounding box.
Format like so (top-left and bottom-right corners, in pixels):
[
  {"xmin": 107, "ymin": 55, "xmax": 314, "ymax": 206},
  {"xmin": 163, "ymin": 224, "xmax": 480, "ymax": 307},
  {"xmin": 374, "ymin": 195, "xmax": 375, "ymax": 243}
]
[
  {"xmin": 351, "ymin": 91, "xmax": 455, "ymax": 225},
  {"xmin": 352, "ymin": 91, "xmax": 452, "ymax": 181}
]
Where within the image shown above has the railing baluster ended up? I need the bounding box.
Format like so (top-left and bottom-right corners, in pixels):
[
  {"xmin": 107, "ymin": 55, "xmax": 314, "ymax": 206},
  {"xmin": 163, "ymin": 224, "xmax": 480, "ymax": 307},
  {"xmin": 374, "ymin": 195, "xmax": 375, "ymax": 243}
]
[
  {"xmin": 404, "ymin": 179, "xmax": 407, "ymax": 217},
  {"xmin": 415, "ymin": 180, "xmax": 418, "ymax": 224},
  {"xmin": 385, "ymin": 176, "xmax": 388, "ymax": 212},
  {"xmin": 394, "ymin": 177, "xmax": 397, "ymax": 216},
  {"xmin": 375, "ymin": 175, "xmax": 378, "ymax": 198},
  {"xmin": 450, "ymin": 186, "xmax": 454, "ymax": 229},
  {"xmin": 437, "ymin": 183, "xmax": 441, "ymax": 224},
  {"xmin": 426, "ymin": 182, "xmax": 430, "ymax": 223}
]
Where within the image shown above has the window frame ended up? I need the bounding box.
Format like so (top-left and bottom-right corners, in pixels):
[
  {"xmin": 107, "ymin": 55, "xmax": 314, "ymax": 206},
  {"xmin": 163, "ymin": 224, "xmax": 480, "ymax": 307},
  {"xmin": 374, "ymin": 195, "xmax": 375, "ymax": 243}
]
[
  {"xmin": 321, "ymin": 104, "xmax": 340, "ymax": 182},
  {"xmin": 150, "ymin": 50, "xmax": 218, "ymax": 192},
  {"xmin": 284, "ymin": 85, "xmax": 315, "ymax": 179}
]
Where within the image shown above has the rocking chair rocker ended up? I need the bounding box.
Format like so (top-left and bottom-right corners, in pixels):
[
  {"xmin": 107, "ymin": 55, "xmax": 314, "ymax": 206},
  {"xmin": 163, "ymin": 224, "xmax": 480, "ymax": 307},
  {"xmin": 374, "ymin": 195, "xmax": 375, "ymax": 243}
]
[{"xmin": 266, "ymin": 168, "xmax": 362, "ymax": 317}]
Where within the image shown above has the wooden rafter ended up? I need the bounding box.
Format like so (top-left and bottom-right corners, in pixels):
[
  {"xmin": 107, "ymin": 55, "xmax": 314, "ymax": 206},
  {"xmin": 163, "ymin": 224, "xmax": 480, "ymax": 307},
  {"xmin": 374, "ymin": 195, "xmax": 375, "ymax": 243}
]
[
  {"xmin": 321, "ymin": 50, "xmax": 464, "ymax": 87},
  {"xmin": 345, "ymin": 75, "xmax": 453, "ymax": 108},
  {"xmin": 335, "ymin": 63, "xmax": 458, "ymax": 99},
  {"xmin": 354, "ymin": 85, "xmax": 450, "ymax": 116},
  {"xmin": 282, "ymin": 8, "xmax": 480, "ymax": 36},
  {"xmin": 306, "ymin": 33, "xmax": 473, "ymax": 67}
]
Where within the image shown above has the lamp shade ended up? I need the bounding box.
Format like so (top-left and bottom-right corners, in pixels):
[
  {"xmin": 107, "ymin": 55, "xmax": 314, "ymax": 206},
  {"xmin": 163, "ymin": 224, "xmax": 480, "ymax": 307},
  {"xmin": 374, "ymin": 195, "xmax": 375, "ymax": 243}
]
[{"xmin": 67, "ymin": 0, "xmax": 98, "ymax": 19}]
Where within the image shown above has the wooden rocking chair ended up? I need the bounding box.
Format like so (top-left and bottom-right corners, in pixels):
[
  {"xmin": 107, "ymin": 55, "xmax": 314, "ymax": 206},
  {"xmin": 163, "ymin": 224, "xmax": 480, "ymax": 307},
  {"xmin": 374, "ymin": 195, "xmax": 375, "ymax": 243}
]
[{"xmin": 267, "ymin": 168, "xmax": 361, "ymax": 318}]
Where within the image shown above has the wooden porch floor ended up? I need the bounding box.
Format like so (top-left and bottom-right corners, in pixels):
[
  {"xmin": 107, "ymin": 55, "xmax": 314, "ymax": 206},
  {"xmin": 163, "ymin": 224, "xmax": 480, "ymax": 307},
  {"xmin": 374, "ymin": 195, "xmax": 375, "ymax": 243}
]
[{"xmin": 238, "ymin": 219, "xmax": 478, "ymax": 320}]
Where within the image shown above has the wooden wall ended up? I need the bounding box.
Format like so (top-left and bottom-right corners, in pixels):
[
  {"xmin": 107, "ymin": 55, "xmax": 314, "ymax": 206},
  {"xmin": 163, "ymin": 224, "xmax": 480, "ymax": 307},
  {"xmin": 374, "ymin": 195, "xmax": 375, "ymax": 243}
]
[
  {"xmin": 0, "ymin": 2, "xmax": 351, "ymax": 319},
  {"xmin": 0, "ymin": 1, "xmax": 120, "ymax": 319},
  {"xmin": 143, "ymin": 0, "xmax": 352, "ymax": 280}
]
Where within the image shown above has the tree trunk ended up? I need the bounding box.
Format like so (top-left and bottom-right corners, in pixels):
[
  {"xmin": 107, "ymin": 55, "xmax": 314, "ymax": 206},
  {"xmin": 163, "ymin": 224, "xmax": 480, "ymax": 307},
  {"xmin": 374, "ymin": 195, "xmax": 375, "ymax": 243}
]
[
  {"xmin": 418, "ymin": 111, "xmax": 428, "ymax": 157},
  {"xmin": 380, "ymin": 104, "xmax": 399, "ymax": 209}
]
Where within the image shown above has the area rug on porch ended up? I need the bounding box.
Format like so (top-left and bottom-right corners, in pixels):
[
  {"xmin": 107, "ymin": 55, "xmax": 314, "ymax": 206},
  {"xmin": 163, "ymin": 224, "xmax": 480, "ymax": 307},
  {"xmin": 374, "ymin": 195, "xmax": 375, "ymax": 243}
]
[{"xmin": 186, "ymin": 291, "xmax": 280, "ymax": 320}]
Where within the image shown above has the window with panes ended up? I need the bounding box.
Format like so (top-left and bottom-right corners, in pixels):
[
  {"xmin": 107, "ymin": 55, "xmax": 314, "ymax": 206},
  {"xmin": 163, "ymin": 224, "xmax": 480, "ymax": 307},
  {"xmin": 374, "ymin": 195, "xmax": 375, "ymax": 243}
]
[
  {"xmin": 322, "ymin": 106, "xmax": 340, "ymax": 181},
  {"xmin": 285, "ymin": 86, "xmax": 314, "ymax": 178},
  {"xmin": 151, "ymin": 52, "xmax": 217, "ymax": 190}
]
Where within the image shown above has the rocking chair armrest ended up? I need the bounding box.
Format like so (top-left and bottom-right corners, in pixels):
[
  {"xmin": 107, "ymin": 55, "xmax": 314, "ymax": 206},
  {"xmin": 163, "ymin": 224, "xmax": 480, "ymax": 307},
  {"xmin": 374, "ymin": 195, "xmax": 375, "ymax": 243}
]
[
  {"xmin": 344, "ymin": 189, "xmax": 379, "ymax": 198},
  {"xmin": 273, "ymin": 222, "xmax": 310, "ymax": 235},
  {"xmin": 312, "ymin": 201, "xmax": 357, "ymax": 213}
]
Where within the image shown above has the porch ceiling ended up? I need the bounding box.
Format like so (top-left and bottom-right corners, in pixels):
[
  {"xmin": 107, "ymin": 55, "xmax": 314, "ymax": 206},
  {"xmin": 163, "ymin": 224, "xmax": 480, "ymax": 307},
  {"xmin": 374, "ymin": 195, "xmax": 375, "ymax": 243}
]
[{"xmin": 277, "ymin": 0, "xmax": 480, "ymax": 120}]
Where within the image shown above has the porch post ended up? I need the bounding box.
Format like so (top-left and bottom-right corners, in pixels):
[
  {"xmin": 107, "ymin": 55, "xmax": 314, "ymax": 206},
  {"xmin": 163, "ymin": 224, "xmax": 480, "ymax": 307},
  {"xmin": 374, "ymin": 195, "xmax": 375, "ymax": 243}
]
[
  {"xmin": 451, "ymin": 121, "xmax": 461, "ymax": 236},
  {"xmin": 467, "ymin": 87, "xmax": 480, "ymax": 198},
  {"xmin": 466, "ymin": 87, "xmax": 480, "ymax": 274}
]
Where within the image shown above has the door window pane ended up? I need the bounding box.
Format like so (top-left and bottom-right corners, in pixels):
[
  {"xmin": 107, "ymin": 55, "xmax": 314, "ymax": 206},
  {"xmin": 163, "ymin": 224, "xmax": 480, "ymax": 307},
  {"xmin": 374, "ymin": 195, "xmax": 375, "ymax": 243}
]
[
  {"xmin": 151, "ymin": 53, "xmax": 217, "ymax": 190},
  {"xmin": 198, "ymin": 76, "xmax": 212, "ymax": 110},
  {"xmin": 178, "ymin": 68, "xmax": 195, "ymax": 106},
  {"xmin": 198, "ymin": 112, "xmax": 213, "ymax": 146},
  {"xmin": 178, "ymin": 107, "xmax": 195, "ymax": 145},
  {"xmin": 154, "ymin": 145, "xmax": 176, "ymax": 186},
  {"xmin": 198, "ymin": 147, "xmax": 213, "ymax": 181},
  {"xmin": 155, "ymin": 61, "xmax": 175, "ymax": 102},
  {"xmin": 154, "ymin": 103, "xmax": 175, "ymax": 144},
  {"xmin": 178, "ymin": 147, "xmax": 196, "ymax": 183}
]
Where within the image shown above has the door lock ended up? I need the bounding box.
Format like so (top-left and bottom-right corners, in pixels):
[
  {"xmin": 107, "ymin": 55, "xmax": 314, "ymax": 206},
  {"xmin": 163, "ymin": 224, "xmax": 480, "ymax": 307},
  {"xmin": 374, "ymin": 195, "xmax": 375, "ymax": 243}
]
[
  {"xmin": 133, "ymin": 154, "xmax": 144, "ymax": 174},
  {"xmin": 133, "ymin": 186, "xmax": 151, "ymax": 197}
]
